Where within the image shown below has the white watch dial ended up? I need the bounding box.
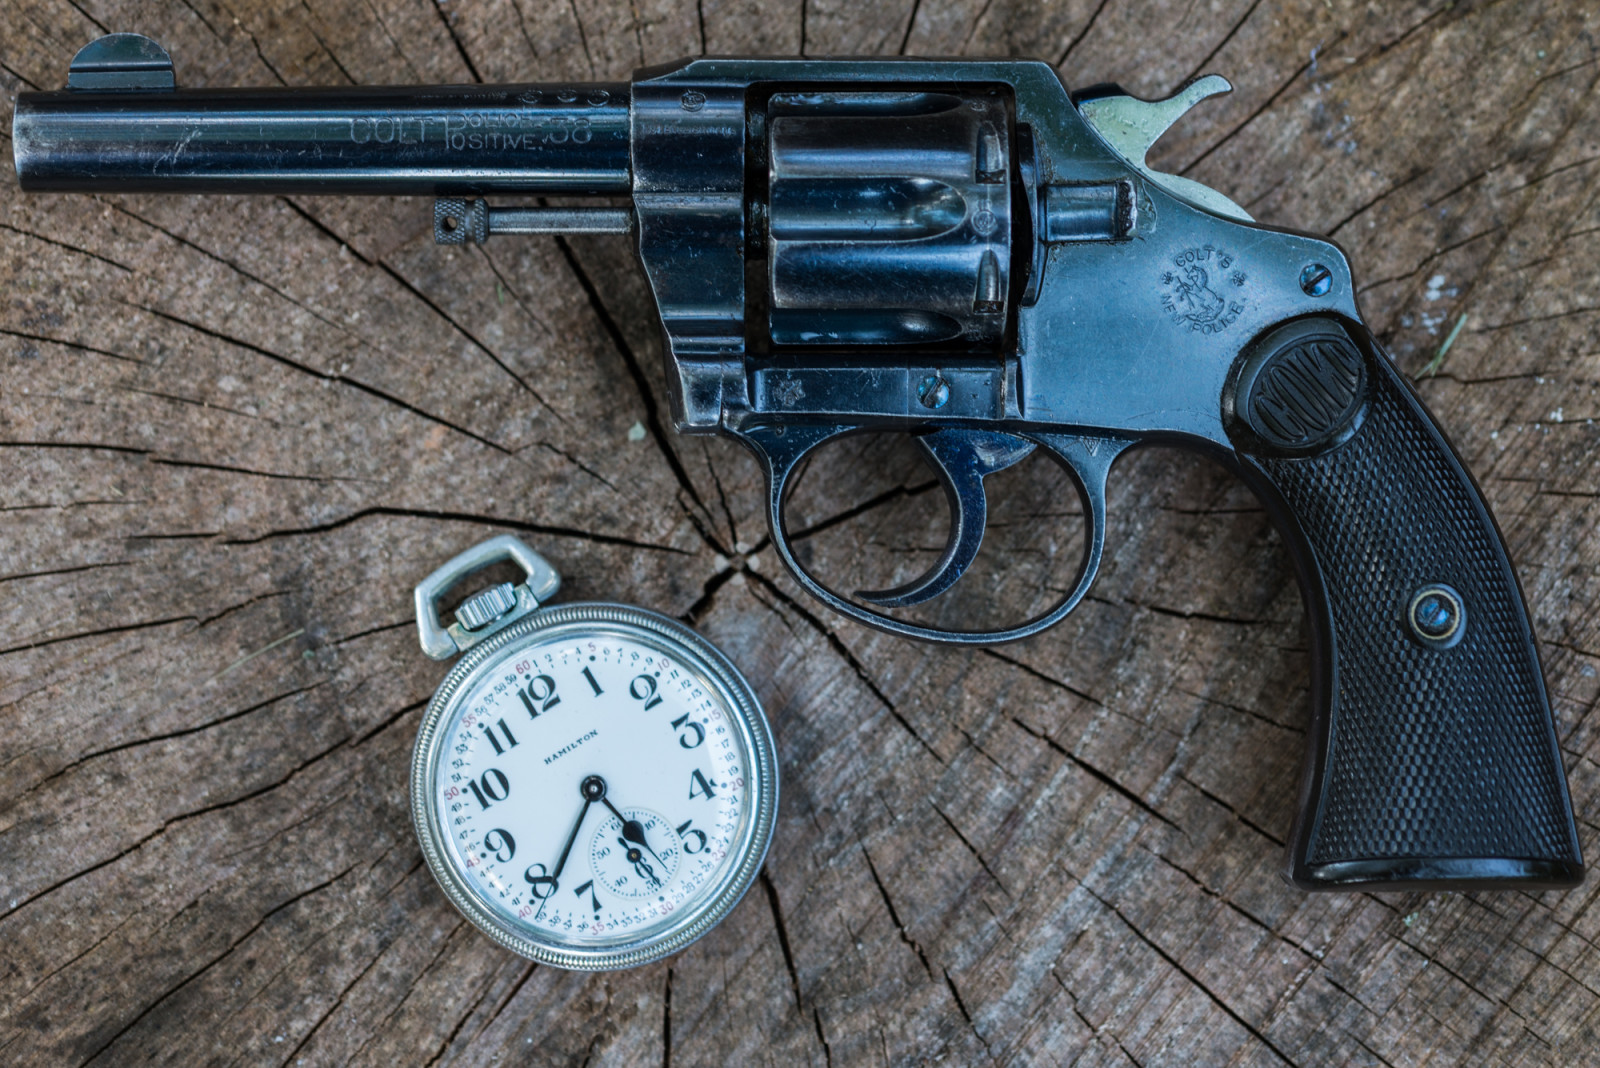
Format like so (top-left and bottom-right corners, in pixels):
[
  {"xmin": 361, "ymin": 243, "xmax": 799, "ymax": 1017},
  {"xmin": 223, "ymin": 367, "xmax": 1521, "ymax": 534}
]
[{"xmin": 414, "ymin": 607, "xmax": 774, "ymax": 969}]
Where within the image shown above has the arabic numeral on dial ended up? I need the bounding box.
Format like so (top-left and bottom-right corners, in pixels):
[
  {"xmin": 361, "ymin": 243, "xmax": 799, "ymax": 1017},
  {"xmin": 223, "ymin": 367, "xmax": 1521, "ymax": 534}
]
[
  {"xmin": 481, "ymin": 718, "xmax": 518, "ymax": 755},
  {"xmin": 688, "ymin": 769, "xmax": 717, "ymax": 801},
  {"xmin": 574, "ymin": 879, "xmax": 602, "ymax": 914},
  {"xmin": 630, "ymin": 674, "xmax": 663, "ymax": 710},
  {"xmin": 524, "ymin": 863, "xmax": 558, "ymax": 899},
  {"xmin": 675, "ymin": 819, "xmax": 708, "ymax": 854},
  {"xmin": 466, "ymin": 768, "xmax": 510, "ymax": 810},
  {"xmin": 484, "ymin": 828, "xmax": 515, "ymax": 863},
  {"xmin": 519, "ymin": 674, "xmax": 560, "ymax": 718},
  {"xmin": 670, "ymin": 713, "xmax": 704, "ymax": 749},
  {"xmin": 582, "ymin": 666, "xmax": 603, "ymax": 696}
]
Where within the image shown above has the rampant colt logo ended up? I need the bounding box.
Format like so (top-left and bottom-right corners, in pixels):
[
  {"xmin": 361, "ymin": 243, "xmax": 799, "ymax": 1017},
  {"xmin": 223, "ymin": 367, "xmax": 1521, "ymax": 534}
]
[{"xmin": 1162, "ymin": 245, "xmax": 1247, "ymax": 334}]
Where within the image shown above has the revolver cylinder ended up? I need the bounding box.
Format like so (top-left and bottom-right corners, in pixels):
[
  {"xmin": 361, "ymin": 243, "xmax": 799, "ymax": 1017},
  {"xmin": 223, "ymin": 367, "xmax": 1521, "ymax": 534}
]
[{"xmin": 764, "ymin": 91, "xmax": 1012, "ymax": 350}]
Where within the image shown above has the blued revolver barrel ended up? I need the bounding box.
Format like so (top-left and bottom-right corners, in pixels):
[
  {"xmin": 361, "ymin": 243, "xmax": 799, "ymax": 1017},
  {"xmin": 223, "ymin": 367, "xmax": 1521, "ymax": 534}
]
[{"xmin": 13, "ymin": 83, "xmax": 632, "ymax": 196}]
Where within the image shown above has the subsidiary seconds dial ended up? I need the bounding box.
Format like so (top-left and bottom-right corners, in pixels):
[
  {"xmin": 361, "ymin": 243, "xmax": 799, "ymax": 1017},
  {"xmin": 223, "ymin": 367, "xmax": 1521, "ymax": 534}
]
[{"xmin": 410, "ymin": 537, "xmax": 777, "ymax": 970}]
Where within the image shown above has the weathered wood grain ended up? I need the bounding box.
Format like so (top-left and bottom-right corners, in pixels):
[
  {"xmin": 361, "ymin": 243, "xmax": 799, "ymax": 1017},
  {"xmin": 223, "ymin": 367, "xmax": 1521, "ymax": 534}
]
[{"xmin": 3, "ymin": 0, "xmax": 1599, "ymax": 1064}]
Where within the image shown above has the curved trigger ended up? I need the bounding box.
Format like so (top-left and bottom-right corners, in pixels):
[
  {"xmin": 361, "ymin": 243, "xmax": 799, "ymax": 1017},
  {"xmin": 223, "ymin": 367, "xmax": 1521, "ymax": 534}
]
[{"xmin": 857, "ymin": 429, "xmax": 1035, "ymax": 608}]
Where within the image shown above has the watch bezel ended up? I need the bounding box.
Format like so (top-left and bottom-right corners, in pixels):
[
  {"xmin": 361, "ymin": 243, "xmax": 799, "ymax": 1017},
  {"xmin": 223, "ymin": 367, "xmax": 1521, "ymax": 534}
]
[{"xmin": 410, "ymin": 601, "xmax": 778, "ymax": 971}]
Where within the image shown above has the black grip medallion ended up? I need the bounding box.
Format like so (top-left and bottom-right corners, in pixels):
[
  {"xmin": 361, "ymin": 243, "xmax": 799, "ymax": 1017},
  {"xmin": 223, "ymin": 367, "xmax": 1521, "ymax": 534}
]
[
  {"xmin": 1228, "ymin": 317, "xmax": 1582, "ymax": 890},
  {"xmin": 1232, "ymin": 318, "xmax": 1368, "ymax": 454}
]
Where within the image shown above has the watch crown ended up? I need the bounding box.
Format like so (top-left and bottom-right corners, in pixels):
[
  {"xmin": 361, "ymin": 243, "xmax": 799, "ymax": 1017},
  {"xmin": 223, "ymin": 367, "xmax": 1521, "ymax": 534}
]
[{"xmin": 455, "ymin": 583, "xmax": 518, "ymax": 631}]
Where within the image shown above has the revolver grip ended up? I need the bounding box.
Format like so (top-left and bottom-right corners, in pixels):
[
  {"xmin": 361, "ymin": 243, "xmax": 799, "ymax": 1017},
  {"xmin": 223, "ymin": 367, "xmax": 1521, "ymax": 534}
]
[{"xmin": 1230, "ymin": 318, "xmax": 1582, "ymax": 890}]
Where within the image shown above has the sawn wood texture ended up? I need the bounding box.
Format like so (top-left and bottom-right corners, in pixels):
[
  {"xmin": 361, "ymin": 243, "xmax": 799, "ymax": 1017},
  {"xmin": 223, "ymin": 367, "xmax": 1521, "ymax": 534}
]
[{"xmin": 3, "ymin": 1, "xmax": 1599, "ymax": 1064}]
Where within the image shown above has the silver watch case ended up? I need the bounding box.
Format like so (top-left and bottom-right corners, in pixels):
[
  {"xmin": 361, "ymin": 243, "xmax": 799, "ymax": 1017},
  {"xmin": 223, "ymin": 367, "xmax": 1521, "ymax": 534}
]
[{"xmin": 409, "ymin": 601, "xmax": 779, "ymax": 970}]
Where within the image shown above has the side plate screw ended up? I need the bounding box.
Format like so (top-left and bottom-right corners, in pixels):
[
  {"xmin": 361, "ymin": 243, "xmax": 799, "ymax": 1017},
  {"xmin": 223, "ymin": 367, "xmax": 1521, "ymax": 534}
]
[
  {"xmin": 1300, "ymin": 263, "xmax": 1333, "ymax": 297},
  {"xmin": 918, "ymin": 375, "xmax": 951, "ymax": 409}
]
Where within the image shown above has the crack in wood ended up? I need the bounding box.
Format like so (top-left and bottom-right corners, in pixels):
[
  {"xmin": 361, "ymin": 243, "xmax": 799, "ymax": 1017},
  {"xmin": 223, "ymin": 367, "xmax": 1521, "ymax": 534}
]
[
  {"xmin": 4, "ymin": 728, "xmax": 357, "ymax": 923},
  {"xmin": 0, "ymin": 559, "xmax": 132, "ymax": 587},
  {"xmin": 71, "ymin": 860, "xmax": 361, "ymax": 1067},
  {"xmin": 340, "ymin": 918, "xmax": 470, "ymax": 1067},
  {"xmin": 547, "ymin": 236, "xmax": 726, "ymax": 555},
  {"xmin": 217, "ymin": 503, "xmax": 685, "ymax": 553},
  {"xmin": 1009, "ymin": 716, "xmax": 1182, "ymax": 834},
  {"xmin": 941, "ymin": 967, "xmax": 995, "ymax": 1063},
  {"xmin": 0, "ymin": 220, "xmax": 134, "ymax": 273},
  {"xmin": 761, "ymin": 870, "xmax": 804, "ymax": 1013},
  {"xmin": 430, "ymin": 0, "xmax": 483, "ymax": 83},
  {"xmin": 14, "ymin": 679, "xmax": 328, "ymax": 805},
  {"xmin": 859, "ymin": 843, "xmax": 933, "ymax": 977},
  {"xmin": 1077, "ymin": 882, "xmax": 1296, "ymax": 1066},
  {"xmin": 0, "ymin": 326, "xmax": 145, "ymax": 365},
  {"xmin": 1180, "ymin": 0, "xmax": 1266, "ymax": 87},
  {"xmin": 0, "ymin": 614, "xmax": 197, "ymax": 658},
  {"xmin": 747, "ymin": 570, "xmax": 946, "ymax": 764},
  {"xmin": 1055, "ymin": 0, "xmax": 1112, "ymax": 69},
  {"xmin": 1174, "ymin": 772, "xmax": 1285, "ymax": 847},
  {"xmin": 979, "ymin": 647, "xmax": 1103, "ymax": 706},
  {"xmin": 121, "ymin": 300, "xmax": 522, "ymax": 461},
  {"xmin": 374, "ymin": 259, "xmax": 565, "ymax": 420},
  {"xmin": 1180, "ymin": 55, "xmax": 1319, "ymax": 178},
  {"xmin": 661, "ymin": 965, "xmax": 673, "ymax": 1068},
  {"xmin": 470, "ymin": 959, "xmax": 539, "ymax": 1044},
  {"xmin": 929, "ymin": 801, "xmax": 1010, "ymax": 897}
]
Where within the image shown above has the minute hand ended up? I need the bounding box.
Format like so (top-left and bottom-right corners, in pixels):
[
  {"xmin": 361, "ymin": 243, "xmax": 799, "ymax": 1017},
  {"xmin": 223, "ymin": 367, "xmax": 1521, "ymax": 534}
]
[
  {"xmin": 534, "ymin": 794, "xmax": 596, "ymax": 918},
  {"xmin": 548, "ymin": 801, "xmax": 592, "ymax": 880},
  {"xmin": 531, "ymin": 780, "xmax": 604, "ymax": 920}
]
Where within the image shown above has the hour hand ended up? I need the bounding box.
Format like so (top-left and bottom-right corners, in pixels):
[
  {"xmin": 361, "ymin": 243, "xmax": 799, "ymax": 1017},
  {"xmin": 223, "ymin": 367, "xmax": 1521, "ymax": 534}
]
[{"xmin": 602, "ymin": 796, "xmax": 666, "ymax": 866}]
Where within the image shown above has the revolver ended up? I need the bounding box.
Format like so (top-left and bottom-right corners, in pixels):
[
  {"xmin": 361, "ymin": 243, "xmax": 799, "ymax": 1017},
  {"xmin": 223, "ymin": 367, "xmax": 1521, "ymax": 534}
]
[{"xmin": 13, "ymin": 34, "xmax": 1582, "ymax": 891}]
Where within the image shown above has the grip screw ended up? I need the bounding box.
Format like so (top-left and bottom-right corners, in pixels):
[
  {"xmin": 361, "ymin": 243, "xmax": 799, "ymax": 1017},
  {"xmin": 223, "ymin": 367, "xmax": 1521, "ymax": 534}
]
[
  {"xmin": 1300, "ymin": 263, "xmax": 1333, "ymax": 297},
  {"xmin": 1408, "ymin": 584, "xmax": 1466, "ymax": 649},
  {"xmin": 918, "ymin": 375, "xmax": 950, "ymax": 409}
]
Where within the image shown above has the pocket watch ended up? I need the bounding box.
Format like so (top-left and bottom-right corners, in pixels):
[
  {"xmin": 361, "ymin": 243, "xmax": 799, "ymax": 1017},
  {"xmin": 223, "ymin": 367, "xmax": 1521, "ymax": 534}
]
[{"xmin": 409, "ymin": 535, "xmax": 778, "ymax": 970}]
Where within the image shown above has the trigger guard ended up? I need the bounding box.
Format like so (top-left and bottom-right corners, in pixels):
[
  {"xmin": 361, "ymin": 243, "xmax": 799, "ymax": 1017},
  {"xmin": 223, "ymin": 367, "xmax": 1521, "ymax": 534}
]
[
  {"xmin": 737, "ymin": 425, "xmax": 1133, "ymax": 645},
  {"xmin": 857, "ymin": 429, "xmax": 1036, "ymax": 608}
]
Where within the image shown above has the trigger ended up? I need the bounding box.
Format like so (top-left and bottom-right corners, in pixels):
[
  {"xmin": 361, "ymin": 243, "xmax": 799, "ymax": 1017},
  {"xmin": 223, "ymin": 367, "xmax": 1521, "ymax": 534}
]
[{"xmin": 856, "ymin": 429, "xmax": 1035, "ymax": 608}]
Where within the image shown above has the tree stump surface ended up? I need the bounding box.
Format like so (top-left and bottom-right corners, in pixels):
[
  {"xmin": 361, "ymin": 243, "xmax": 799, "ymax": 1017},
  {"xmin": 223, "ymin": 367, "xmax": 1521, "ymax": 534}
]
[{"xmin": 3, "ymin": 1, "xmax": 1599, "ymax": 1064}]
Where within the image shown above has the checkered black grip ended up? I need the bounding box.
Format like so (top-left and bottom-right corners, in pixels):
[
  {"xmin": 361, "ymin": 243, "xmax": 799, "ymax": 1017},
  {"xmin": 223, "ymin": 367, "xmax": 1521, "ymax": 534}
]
[{"xmin": 1238, "ymin": 328, "xmax": 1582, "ymax": 890}]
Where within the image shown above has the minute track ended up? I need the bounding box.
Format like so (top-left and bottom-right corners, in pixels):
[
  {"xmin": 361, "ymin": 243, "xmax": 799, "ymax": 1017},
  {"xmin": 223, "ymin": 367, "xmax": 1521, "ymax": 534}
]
[
  {"xmin": 436, "ymin": 629, "xmax": 749, "ymax": 939},
  {"xmin": 409, "ymin": 537, "xmax": 777, "ymax": 970}
]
